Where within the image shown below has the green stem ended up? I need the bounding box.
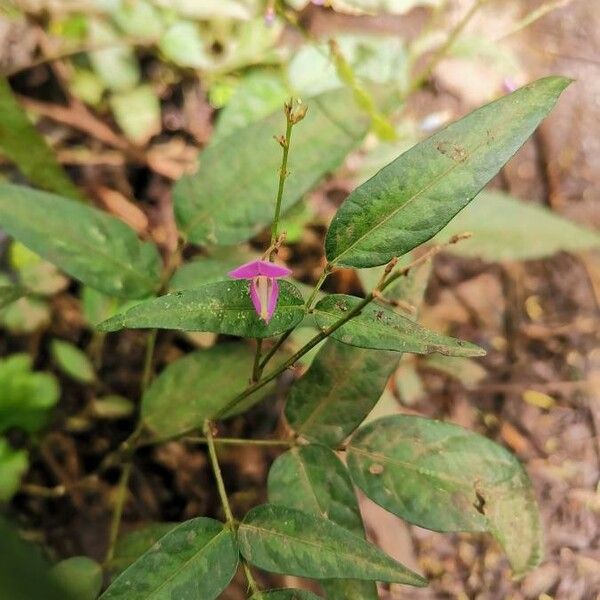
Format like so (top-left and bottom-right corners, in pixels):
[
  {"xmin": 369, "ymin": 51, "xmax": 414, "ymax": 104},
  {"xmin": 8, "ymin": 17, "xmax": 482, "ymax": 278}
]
[
  {"xmin": 104, "ymin": 461, "xmax": 132, "ymax": 565},
  {"xmin": 204, "ymin": 421, "xmax": 235, "ymax": 524},
  {"xmin": 252, "ymin": 339, "xmax": 263, "ymax": 382},
  {"xmin": 257, "ymin": 327, "xmax": 293, "ymax": 373},
  {"xmin": 141, "ymin": 328, "xmax": 158, "ymax": 392},
  {"xmin": 203, "ymin": 422, "xmax": 263, "ymax": 595},
  {"xmin": 183, "ymin": 436, "xmax": 294, "ymax": 448},
  {"xmin": 270, "ymin": 117, "xmax": 294, "ymax": 247},
  {"xmin": 305, "ymin": 267, "xmax": 330, "ymax": 310},
  {"xmin": 257, "ymin": 265, "xmax": 330, "ymax": 375},
  {"xmin": 242, "ymin": 562, "xmax": 262, "ymax": 597}
]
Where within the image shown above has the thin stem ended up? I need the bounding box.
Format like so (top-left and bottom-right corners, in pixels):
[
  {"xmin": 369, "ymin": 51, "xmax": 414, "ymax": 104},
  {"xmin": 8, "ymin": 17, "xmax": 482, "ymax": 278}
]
[
  {"xmin": 258, "ymin": 328, "xmax": 294, "ymax": 372},
  {"xmin": 104, "ymin": 461, "xmax": 132, "ymax": 565},
  {"xmin": 252, "ymin": 339, "xmax": 263, "ymax": 382},
  {"xmin": 305, "ymin": 267, "xmax": 330, "ymax": 310},
  {"xmin": 141, "ymin": 328, "xmax": 158, "ymax": 392},
  {"xmin": 203, "ymin": 421, "xmax": 234, "ymax": 524},
  {"xmin": 242, "ymin": 562, "xmax": 262, "ymax": 597},
  {"xmin": 183, "ymin": 436, "xmax": 294, "ymax": 448},
  {"xmin": 257, "ymin": 265, "xmax": 330, "ymax": 375},
  {"xmin": 408, "ymin": 0, "xmax": 488, "ymax": 96},
  {"xmin": 270, "ymin": 117, "xmax": 294, "ymax": 247}
]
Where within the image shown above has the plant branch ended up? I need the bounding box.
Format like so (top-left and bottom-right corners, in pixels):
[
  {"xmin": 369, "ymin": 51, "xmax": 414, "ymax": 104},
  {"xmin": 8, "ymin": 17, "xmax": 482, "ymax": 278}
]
[
  {"xmin": 215, "ymin": 234, "xmax": 471, "ymax": 419},
  {"xmin": 104, "ymin": 461, "xmax": 132, "ymax": 565},
  {"xmin": 183, "ymin": 435, "xmax": 294, "ymax": 448},
  {"xmin": 252, "ymin": 338, "xmax": 263, "ymax": 382},
  {"xmin": 270, "ymin": 112, "xmax": 294, "ymax": 248},
  {"xmin": 203, "ymin": 421, "xmax": 235, "ymax": 524}
]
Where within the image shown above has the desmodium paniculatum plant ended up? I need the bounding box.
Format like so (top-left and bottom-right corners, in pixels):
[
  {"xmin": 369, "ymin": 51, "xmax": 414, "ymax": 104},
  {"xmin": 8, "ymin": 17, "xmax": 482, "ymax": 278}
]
[{"xmin": 0, "ymin": 77, "xmax": 574, "ymax": 598}]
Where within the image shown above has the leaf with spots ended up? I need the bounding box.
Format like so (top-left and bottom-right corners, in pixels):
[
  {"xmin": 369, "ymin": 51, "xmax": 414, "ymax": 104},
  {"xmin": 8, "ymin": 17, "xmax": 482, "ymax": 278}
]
[
  {"xmin": 238, "ymin": 504, "xmax": 426, "ymax": 586},
  {"xmin": 268, "ymin": 444, "xmax": 379, "ymax": 598},
  {"xmin": 0, "ymin": 184, "xmax": 161, "ymax": 299},
  {"xmin": 325, "ymin": 77, "xmax": 571, "ymax": 267},
  {"xmin": 347, "ymin": 415, "xmax": 543, "ymax": 577},
  {"xmin": 98, "ymin": 280, "xmax": 305, "ymax": 338},
  {"xmin": 313, "ymin": 294, "xmax": 484, "ymax": 357},
  {"xmin": 100, "ymin": 518, "xmax": 238, "ymax": 599}
]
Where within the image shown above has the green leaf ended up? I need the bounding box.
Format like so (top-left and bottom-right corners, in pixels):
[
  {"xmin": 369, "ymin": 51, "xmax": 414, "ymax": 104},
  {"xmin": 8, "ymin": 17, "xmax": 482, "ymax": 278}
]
[
  {"xmin": 0, "ymin": 77, "xmax": 82, "ymax": 199},
  {"xmin": 0, "ymin": 285, "xmax": 27, "ymax": 309},
  {"xmin": 50, "ymin": 557, "xmax": 103, "ymax": 600},
  {"xmin": 250, "ymin": 591, "xmax": 323, "ymax": 600},
  {"xmin": 51, "ymin": 340, "xmax": 96, "ymax": 384},
  {"xmin": 141, "ymin": 344, "xmax": 274, "ymax": 440},
  {"xmin": 436, "ymin": 190, "xmax": 600, "ymax": 261},
  {"xmin": 0, "ymin": 354, "xmax": 59, "ymax": 433},
  {"xmin": 113, "ymin": 0, "xmax": 163, "ymax": 39},
  {"xmin": 159, "ymin": 21, "xmax": 210, "ymax": 69},
  {"xmin": 347, "ymin": 415, "xmax": 542, "ymax": 576},
  {"xmin": 98, "ymin": 280, "xmax": 305, "ymax": 338},
  {"xmin": 0, "ymin": 297, "xmax": 50, "ymax": 333},
  {"xmin": 0, "ymin": 184, "xmax": 162, "ymax": 298},
  {"xmin": 174, "ymin": 87, "xmax": 373, "ymax": 246},
  {"xmin": 238, "ymin": 504, "xmax": 426, "ymax": 586},
  {"xmin": 0, "ymin": 518, "xmax": 74, "ymax": 600},
  {"xmin": 110, "ymin": 523, "xmax": 178, "ymax": 575},
  {"xmin": 313, "ymin": 294, "xmax": 485, "ymax": 357},
  {"xmin": 325, "ymin": 77, "xmax": 571, "ymax": 267},
  {"xmin": 100, "ymin": 518, "xmax": 238, "ymax": 599},
  {"xmin": 0, "ymin": 438, "xmax": 28, "ymax": 501},
  {"xmin": 214, "ymin": 70, "xmax": 289, "ymax": 141},
  {"xmin": 89, "ymin": 18, "xmax": 140, "ymax": 92},
  {"xmin": 285, "ymin": 339, "xmax": 398, "ymax": 447},
  {"xmin": 268, "ymin": 445, "xmax": 379, "ymax": 599},
  {"xmin": 109, "ymin": 85, "xmax": 161, "ymax": 145}
]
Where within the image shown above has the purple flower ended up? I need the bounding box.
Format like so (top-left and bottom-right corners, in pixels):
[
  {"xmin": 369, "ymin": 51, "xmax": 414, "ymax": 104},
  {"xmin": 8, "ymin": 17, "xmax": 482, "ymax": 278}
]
[{"xmin": 229, "ymin": 259, "xmax": 292, "ymax": 323}]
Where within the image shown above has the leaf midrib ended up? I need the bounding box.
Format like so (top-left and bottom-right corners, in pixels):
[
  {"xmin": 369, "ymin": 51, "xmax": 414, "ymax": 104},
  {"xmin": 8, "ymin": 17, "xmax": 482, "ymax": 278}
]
[
  {"xmin": 141, "ymin": 527, "xmax": 232, "ymax": 599},
  {"xmin": 240, "ymin": 521, "xmax": 418, "ymax": 582}
]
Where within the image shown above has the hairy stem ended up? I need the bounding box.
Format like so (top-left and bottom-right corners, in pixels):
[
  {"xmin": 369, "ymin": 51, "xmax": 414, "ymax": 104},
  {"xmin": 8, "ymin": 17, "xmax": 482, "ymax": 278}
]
[
  {"xmin": 104, "ymin": 461, "xmax": 132, "ymax": 565},
  {"xmin": 270, "ymin": 117, "xmax": 294, "ymax": 247}
]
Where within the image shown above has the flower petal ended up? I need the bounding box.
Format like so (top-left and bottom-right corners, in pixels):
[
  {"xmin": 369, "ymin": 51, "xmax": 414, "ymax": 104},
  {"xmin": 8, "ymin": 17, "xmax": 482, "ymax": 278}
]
[
  {"xmin": 229, "ymin": 259, "xmax": 291, "ymax": 279},
  {"xmin": 266, "ymin": 278, "xmax": 280, "ymax": 323},
  {"xmin": 249, "ymin": 280, "xmax": 262, "ymax": 317}
]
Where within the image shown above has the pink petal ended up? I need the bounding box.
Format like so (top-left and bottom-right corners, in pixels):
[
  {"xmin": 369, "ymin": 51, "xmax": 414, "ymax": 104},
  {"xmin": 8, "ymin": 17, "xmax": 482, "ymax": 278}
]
[
  {"xmin": 229, "ymin": 259, "xmax": 291, "ymax": 279},
  {"xmin": 266, "ymin": 279, "xmax": 280, "ymax": 323},
  {"xmin": 249, "ymin": 280, "xmax": 262, "ymax": 318}
]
